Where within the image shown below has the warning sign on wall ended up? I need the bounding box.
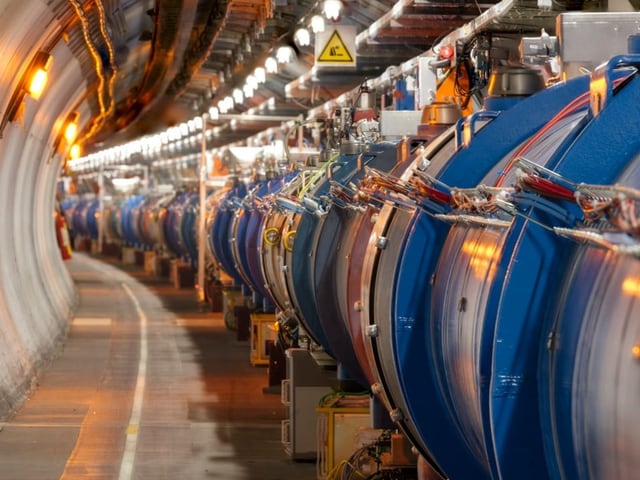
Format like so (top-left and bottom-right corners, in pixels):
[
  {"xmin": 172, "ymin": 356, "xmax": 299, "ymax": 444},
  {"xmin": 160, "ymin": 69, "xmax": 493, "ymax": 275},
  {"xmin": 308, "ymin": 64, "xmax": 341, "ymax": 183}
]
[{"xmin": 315, "ymin": 26, "xmax": 356, "ymax": 68}]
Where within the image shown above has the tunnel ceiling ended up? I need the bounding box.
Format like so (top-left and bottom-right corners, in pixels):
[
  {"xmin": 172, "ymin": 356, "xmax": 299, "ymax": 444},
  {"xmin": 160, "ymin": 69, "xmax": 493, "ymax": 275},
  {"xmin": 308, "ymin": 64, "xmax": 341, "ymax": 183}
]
[{"xmin": 75, "ymin": 0, "xmax": 599, "ymax": 153}]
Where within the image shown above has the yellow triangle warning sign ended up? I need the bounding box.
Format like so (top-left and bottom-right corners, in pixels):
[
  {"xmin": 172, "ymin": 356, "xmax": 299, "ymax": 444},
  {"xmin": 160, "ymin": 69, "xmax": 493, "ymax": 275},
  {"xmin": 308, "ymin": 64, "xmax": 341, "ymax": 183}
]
[{"xmin": 318, "ymin": 30, "xmax": 354, "ymax": 63}]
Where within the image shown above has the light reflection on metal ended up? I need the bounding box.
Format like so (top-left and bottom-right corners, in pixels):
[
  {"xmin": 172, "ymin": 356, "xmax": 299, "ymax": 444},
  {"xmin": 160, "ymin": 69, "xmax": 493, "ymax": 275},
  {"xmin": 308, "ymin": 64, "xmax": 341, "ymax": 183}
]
[
  {"xmin": 94, "ymin": 0, "xmax": 117, "ymax": 115},
  {"xmin": 461, "ymin": 239, "xmax": 501, "ymax": 280},
  {"xmin": 68, "ymin": 0, "xmax": 118, "ymax": 143},
  {"xmin": 622, "ymin": 276, "xmax": 640, "ymax": 297}
]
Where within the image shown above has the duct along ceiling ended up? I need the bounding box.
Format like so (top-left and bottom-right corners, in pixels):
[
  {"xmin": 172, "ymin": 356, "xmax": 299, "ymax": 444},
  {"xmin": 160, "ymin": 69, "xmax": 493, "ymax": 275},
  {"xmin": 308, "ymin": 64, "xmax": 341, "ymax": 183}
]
[{"xmin": 55, "ymin": 0, "xmax": 603, "ymax": 156}]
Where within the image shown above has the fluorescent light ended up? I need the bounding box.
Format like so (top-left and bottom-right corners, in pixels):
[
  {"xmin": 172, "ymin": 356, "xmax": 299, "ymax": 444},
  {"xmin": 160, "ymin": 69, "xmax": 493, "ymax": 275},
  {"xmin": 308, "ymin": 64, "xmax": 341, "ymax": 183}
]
[
  {"xmin": 294, "ymin": 28, "xmax": 311, "ymax": 47},
  {"xmin": 265, "ymin": 57, "xmax": 278, "ymax": 73},
  {"xmin": 276, "ymin": 46, "xmax": 295, "ymax": 64},
  {"xmin": 323, "ymin": 0, "xmax": 342, "ymax": 21},
  {"xmin": 311, "ymin": 15, "xmax": 325, "ymax": 33},
  {"xmin": 233, "ymin": 88, "xmax": 244, "ymax": 104}
]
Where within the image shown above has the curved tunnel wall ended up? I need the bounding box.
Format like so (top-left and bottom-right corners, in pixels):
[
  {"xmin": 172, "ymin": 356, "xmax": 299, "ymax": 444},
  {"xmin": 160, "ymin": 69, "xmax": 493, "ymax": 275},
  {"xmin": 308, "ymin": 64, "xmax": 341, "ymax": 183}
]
[{"xmin": 0, "ymin": 0, "xmax": 85, "ymax": 418}]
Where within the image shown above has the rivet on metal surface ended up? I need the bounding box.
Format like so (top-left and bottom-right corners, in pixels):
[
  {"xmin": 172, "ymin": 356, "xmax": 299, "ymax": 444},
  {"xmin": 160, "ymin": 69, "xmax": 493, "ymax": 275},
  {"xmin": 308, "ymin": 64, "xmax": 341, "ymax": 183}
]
[
  {"xmin": 366, "ymin": 324, "xmax": 379, "ymax": 337},
  {"xmin": 376, "ymin": 236, "xmax": 388, "ymax": 249},
  {"xmin": 353, "ymin": 300, "xmax": 363, "ymax": 312},
  {"xmin": 371, "ymin": 383, "xmax": 383, "ymax": 394},
  {"xmin": 282, "ymin": 265, "xmax": 288, "ymax": 272},
  {"xmin": 546, "ymin": 331, "xmax": 559, "ymax": 351},
  {"xmin": 389, "ymin": 409, "xmax": 403, "ymax": 423}
]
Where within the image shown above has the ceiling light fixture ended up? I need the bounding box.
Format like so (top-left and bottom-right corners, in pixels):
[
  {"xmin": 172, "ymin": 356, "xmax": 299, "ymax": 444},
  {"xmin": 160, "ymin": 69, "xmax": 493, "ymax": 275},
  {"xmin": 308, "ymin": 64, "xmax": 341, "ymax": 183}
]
[
  {"xmin": 50, "ymin": 110, "xmax": 81, "ymax": 163},
  {"xmin": 265, "ymin": 57, "xmax": 278, "ymax": 74},
  {"xmin": 27, "ymin": 51, "xmax": 53, "ymax": 100},
  {"xmin": 294, "ymin": 28, "xmax": 311, "ymax": 47},
  {"xmin": 0, "ymin": 50, "xmax": 53, "ymax": 137},
  {"xmin": 69, "ymin": 144, "xmax": 81, "ymax": 160},
  {"xmin": 276, "ymin": 46, "xmax": 296, "ymax": 64},
  {"xmin": 232, "ymin": 88, "xmax": 244, "ymax": 105},
  {"xmin": 323, "ymin": 0, "xmax": 342, "ymax": 21},
  {"xmin": 310, "ymin": 15, "xmax": 325, "ymax": 33},
  {"xmin": 63, "ymin": 112, "xmax": 80, "ymax": 143},
  {"xmin": 254, "ymin": 67, "xmax": 266, "ymax": 83},
  {"xmin": 219, "ymin": 96, "xmax": 234, "ymax": 113},
  {"xmin": 246, "ymin": 75, "xmax": 259, "ymax": 90}
]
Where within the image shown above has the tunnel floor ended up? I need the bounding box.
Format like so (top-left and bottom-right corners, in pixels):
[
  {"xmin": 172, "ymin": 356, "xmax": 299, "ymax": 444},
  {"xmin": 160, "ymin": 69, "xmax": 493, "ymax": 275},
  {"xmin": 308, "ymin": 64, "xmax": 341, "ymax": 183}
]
[{"xmin": 0, "ymin": 252, "xmax": 317, "ymax": 480}]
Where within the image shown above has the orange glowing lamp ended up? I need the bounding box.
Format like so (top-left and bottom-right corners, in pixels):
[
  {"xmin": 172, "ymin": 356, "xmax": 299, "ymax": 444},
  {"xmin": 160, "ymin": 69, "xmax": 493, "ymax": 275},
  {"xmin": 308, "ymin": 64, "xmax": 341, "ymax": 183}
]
[
  {"xmin": 69, "ymin": 144, "xmax": 81, "ymax": 159},
  {"xmin": 64, "ymin": 112, "xmax": 80, "ymax": 143},
  {"xmin": 26, "ymin": 51, "xmax": 53, "ymax": 100}
]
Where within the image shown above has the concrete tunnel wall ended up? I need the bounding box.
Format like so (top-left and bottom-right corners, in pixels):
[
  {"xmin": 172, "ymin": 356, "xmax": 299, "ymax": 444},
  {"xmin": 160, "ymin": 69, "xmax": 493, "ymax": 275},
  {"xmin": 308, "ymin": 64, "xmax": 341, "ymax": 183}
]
[{"xmin": 0, "ymin": 0, "xmax": 86, "ymax": 418}]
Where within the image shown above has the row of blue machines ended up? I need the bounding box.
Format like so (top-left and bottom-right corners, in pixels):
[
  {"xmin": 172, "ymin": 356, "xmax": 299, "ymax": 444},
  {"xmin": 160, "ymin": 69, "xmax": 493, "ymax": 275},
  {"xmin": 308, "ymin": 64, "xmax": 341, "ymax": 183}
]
[{"xmin": 63, "ymin": 54, "xmax": 640, "ymax": 480}]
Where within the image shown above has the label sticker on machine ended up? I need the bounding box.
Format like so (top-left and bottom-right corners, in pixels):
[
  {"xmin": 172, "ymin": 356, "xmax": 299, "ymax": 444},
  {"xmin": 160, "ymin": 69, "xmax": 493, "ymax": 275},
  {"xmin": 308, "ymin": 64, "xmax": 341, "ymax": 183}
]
[
  {"xmin": 315, "ymin": 26, "xmax": 356, "ymax": 67},
  {"xmin": 397, "ymin": 316, "xmax": 415, "ymax": 330}
]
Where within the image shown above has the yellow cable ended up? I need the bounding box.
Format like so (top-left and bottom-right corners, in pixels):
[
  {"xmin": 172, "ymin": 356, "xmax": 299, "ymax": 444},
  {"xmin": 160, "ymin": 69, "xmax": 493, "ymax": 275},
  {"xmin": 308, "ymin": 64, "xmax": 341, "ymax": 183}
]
[
  {"xmin": 326, "ymin": 459, "xmax": 348, "ymax": 480},
  {"xmin": 297, "ymin": 152, "xmax": 340, "ymax": 200}
]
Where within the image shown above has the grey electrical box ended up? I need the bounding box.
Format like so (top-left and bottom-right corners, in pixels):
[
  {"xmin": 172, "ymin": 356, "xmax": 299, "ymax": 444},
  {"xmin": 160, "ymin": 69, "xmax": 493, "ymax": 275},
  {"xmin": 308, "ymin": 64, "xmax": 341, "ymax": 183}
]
[
  {"xmin": 558, "ymin": 12, "xmax": 640, "ymax": 79},
  {"xmin": 281, "ymin": 348, "xmax": 334, "ymax": 460},
  {"xmin": 380, "ymin": 110, "xmax": 423, "ymax": 138}
]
